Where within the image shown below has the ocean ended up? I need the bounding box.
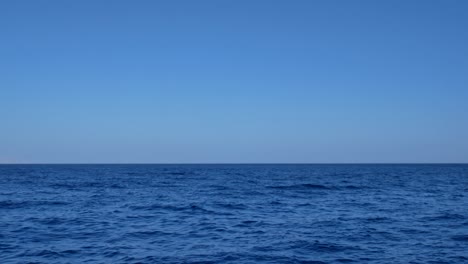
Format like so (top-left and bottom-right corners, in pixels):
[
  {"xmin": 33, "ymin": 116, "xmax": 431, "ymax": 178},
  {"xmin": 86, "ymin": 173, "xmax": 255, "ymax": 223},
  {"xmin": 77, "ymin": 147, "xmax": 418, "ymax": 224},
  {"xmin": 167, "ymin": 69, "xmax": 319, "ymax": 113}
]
[{"xmin": 1, "ymin": 164, "xmax": 467, "ymax": 263}]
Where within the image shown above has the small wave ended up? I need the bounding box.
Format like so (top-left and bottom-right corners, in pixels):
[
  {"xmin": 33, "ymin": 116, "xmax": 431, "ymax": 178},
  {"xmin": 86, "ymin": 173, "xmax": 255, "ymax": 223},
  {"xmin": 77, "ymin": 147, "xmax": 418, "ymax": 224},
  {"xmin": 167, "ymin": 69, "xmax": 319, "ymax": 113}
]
[
  {"xmin": 398, "ymin": 228, "xmax": 430, "ymax": 235},
  {"xmin": 31, "ymin": 217, "xmax": 67, "ymax": 225},
  {"xmin": 0, "ymin": 200, "xmax": 68, "ymax": 209},
  {"xmin": 206, "ymin": 184, "xmax": 231, "ymax": 190},
  {"xmin": 235, "ymin": 220, "xmax": 262, "ymax": 228},
  {"xmin": 103, "ymin": 250, "xmax": 124, "ymax": 258},
  {"xmin": 164, "ymin": 171, "xmax": 186, "ymax": 176},
  {"xmin": 0, "ymin": 243, "xmax": 17, "ymax": 250},
  {"xmin": 127, "ymin": 230, "xmax": 174, "ymax": 238},
  {"xmin": 80, "ymin": 182, "xmax": 106, "ymax": 188},
  {"xmin": 336, "ymin": 258, "xmax": 356, "ymax": 263},
  {"xmin": 214, "ymin": 203, "xmax": 248, "ymax": 210},
  {"xmin": 18, "ymin": 249, "xmax": 62, "ymax": 258},
  {"xmin": 129, "ymin": 203, "xmax": 221, "ymax": 215},
  {"xmin": 0, "ymin": 200, "xmax": 28, "ymax": 209},
  {"xmin": 125, "ymin": 214, "xmax": 158, "ymax": 220},
  {"xmin": 341, "ymin": 185, "xmax": 368, "ymax": 190},
  {"xmin": 292, "ymin": 240, "xmax": 360, "ymax": 253},
  {"xmin": 423, "ymin": 213, "xmax": 466, "ymax": 221},
  {"xmin": 61, "ymin": 249, "xmax": 80, "ymax": 255},
  {"xmin": 227, "ymin": 172, "xmax": 245, "ymax": 176},
  {"xmin": 50, "ymin": 183, "xmax": 77, "ymax": 189},
  {"xmin": 129, "ymin": 203, "xmax": 185, "ymax": 211},
  {"xmin": 449, "ymin": 256, "xmax": 468, "ymax": 261},
  {"xmin": 451, "ymin": 235, "xmax": 468, "ymax": 241},
  {"xmin": 364, "ymin": 216, "xmax": 392, "ymax": 222},
  {"xmin": 268, "ymin": 184, "xmax": 332, "ymax": 190}
]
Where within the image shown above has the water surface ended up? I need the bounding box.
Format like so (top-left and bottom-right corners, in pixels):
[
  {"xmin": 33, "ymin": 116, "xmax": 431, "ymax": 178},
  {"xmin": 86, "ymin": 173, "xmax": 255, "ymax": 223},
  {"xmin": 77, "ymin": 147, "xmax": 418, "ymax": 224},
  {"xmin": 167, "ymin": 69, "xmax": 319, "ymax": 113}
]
[{"xmin": 1, "ymin": 164, "xmax": 467, "ymax": 263}]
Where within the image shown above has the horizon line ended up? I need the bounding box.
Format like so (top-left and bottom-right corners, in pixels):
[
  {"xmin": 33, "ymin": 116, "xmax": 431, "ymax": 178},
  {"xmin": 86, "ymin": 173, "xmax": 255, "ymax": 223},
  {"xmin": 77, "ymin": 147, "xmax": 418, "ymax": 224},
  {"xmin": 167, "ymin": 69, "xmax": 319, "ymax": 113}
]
[{"xmin": 0, "ymin": 162, "xmax": 467, "ymax": 165}]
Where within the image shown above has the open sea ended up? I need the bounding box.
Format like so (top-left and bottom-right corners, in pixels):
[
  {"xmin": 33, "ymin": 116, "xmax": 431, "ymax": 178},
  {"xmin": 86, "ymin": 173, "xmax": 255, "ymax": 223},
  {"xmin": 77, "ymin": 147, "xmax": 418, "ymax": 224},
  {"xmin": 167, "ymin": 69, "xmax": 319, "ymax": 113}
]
[{"xmin": 1, "ymin": 164, "xmax": 467, "ymax": 263}]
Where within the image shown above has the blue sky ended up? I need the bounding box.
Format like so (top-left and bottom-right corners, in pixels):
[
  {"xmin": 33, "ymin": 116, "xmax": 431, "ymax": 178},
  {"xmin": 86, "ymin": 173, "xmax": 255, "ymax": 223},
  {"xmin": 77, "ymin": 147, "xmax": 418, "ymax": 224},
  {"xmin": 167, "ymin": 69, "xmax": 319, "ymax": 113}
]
[{"xmin": 1, "ymin": 0, "xmax": 467, "ymax": 163}]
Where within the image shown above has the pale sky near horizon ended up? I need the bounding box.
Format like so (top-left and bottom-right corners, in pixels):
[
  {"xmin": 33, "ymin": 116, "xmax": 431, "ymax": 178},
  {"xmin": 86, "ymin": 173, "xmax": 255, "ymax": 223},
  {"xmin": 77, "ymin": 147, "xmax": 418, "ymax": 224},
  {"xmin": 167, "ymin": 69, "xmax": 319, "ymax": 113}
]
[{"xmin": 1, "ymin": 0, "xmax": 468, "ymax": 163}]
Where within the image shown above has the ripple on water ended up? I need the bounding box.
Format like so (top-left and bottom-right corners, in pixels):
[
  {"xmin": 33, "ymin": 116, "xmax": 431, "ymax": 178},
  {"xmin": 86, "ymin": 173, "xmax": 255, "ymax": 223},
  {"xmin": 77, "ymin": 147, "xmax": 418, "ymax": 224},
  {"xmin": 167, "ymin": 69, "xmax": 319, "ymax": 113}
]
[{"xmin": 451, "ymin": 235, "xmax": 468, "ymax": 241}]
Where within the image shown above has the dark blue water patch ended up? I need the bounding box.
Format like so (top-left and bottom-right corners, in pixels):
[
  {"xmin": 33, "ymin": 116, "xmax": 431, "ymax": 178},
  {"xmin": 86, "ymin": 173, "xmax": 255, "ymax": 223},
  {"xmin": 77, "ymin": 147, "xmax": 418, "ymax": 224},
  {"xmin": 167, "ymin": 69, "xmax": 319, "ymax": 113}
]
[
  {"xmin": 297, "ymin": 240, "xmax": 361, "ymax": 253},
  {"xmin": 0, "ymin": 200, "xmax": 29, "ymax": 209},
  {"xmin": 421, "ymin": 213, "xmax": 466, "ymax": 221},
  {"xmin": 451, "ymin": 235, "xmax": 468, "ymax": 241},
  {"xmin": 449, "ymin": 255, "xmax": 468, "ymax": 262},
  {"xmin": 128, "ymin": 203, "xmax": 222, "ymax": 215},
  {"xmin": 1, "ymin": 164, "xmax": 468, "ymax": 263},
  {"xmin": 341, "ymin": 185, "xmax": 369, "ymax": 190},
  {"xmin": 268, "ymin": 183, "xmax": 333, "ymax": 190},
  {"xmin": 213, "ymin": 202, "xmax": 248, "ymax": 210},
  {"xmin": 164, "ymin": 171, "xmax": 187, "ymax": 176},
  {"xmin": 30, "ymin": 217, "xmax": 67, "ymax": 225},
  {"xmin": 0, "ymin": 199, "xmax": 69, "ymax": 209}
]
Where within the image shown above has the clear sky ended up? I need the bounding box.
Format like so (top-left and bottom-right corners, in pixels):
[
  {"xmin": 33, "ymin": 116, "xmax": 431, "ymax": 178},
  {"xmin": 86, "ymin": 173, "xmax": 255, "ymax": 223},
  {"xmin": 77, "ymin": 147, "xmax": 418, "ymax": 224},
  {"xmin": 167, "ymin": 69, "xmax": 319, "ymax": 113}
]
[{"xmin": 1, "ymin": 0, "xmax": 467, "ymax": 163}]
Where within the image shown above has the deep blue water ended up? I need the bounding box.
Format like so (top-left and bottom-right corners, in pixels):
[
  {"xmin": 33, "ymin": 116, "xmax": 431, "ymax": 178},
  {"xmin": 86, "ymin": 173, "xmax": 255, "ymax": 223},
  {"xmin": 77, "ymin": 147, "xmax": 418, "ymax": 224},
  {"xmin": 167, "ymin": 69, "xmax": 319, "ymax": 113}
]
[{"xmin": 1, "ymin": 164, "xmax": 468, "ymax": 263}]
